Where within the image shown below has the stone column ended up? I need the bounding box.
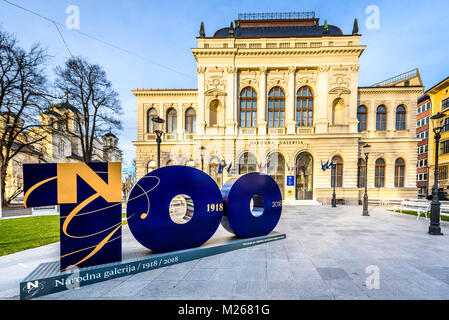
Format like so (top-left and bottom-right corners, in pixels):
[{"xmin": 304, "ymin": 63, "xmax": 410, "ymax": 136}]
[
  {"xmin": 387, "ymin": 101, "xmax": 395, "ymax": 137},
  {"xmin": 176, "ymin": 103, "xmax": 183, "ymax": 139},
  {"xmin": 286, "ymin": 66, "xmax": 296, "ymax": 135},
  {"xmin": 315, "ymin": 65, "xmax": 330, "ymax": 134},
  {"xmin": 348, "ymin": 64, "xmax": 360, "ymax": 133},
  {"xmin": 137, "ymin": 102, "xmax": 144, "ymax": 140},
  {"xmin": 257, "ymin": 67, "xmax": 268, "ymax": 136},
  {"xmin": 226, "ymin": 66, "xmax": 237, "ymax": 135},
  {"xmin": 368, "ymin": 100, "xmax": 376, "ymax": 138},
  {"xmin": 196, "ymin": 66, "xmax": 206, "ymax": 135}
]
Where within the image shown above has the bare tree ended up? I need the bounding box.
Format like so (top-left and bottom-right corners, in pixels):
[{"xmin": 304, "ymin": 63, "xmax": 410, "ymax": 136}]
[
  {"xmin": 0, "ymin": 29, "xmax": 54, "ymax": 207},
  {"xmin": 122, "ymin": 159, "xmax": 136, "ymax": 201},
  {"xmin": 55, "ymin": 56, "xmax": 122, "ymax": 162}
]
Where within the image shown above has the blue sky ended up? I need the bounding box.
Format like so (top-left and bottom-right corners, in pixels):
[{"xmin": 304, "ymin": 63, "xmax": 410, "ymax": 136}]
[{"xmin": 1, "ymin": 0, "xmax": 448, "ymax": 167}]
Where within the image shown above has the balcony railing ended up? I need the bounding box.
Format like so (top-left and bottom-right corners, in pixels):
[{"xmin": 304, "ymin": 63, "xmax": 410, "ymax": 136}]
[{"xmin": 237, "ymin": 12, "xmax": 315, "ymax": 20}]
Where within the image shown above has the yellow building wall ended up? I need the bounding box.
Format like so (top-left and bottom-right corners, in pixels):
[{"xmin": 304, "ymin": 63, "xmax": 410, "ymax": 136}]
[{"xmin": 427, "ymin": 78, "xmax": 449, "ymax": 190}]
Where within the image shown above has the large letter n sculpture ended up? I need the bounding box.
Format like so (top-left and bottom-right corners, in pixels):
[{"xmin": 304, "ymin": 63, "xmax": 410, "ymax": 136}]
[{"xmin": 23, "ymin": 162, "xmax": 122, "ymax": 271}]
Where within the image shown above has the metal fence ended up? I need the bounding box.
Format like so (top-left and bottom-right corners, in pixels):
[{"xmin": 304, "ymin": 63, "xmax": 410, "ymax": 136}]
[{"xmin": 237, "ymin": 12, "xmax": 316, "ymax": 21}]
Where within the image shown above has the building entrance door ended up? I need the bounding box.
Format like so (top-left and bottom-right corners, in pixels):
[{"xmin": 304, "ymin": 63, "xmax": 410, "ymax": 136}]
[
  {"xmin": 296, "ymin": 152, "xmax": 313, "ymax": 200},
  {"xmin": 266, "ymin": 152, "xmax": 285, "ymax": 199}
]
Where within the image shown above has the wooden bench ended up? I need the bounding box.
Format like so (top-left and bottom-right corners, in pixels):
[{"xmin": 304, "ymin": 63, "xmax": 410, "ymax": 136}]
[
  {"xmin": 439, "ymin": 203, "xmax": 449, "ymax": 220},
  {"xmin": 368, "ymin": 198, "xmax": 383, "ymax": 206},
  {"xmin": 384, "ymin": 198, "xmax": 404, "ymax": 206},
  {"xmin": 393, "ymin": 200, "xmax": 430, "ymax": 220}
]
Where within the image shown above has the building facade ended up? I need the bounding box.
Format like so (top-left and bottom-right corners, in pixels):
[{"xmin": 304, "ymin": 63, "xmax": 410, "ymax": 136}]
[
  {"xmin": 416, "ymin": 95, "xmax": 431, "ymax": 197},
  {"xmin": 133, "ymin": 12, "xmax": 423, "ymax": 205},
  {"xmin": 3, "ymin": 102, "xmax": 122, "ymax": 204},
  {"xmin": 427, "ymin": 77, "xmax": 449, "ymax": 193}
]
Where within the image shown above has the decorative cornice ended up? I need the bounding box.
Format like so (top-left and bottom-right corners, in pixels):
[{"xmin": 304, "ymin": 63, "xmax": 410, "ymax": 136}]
[
  {"xmin": 350, "ymin": 64, "xmax": 360, "ymax": 72},
  {"xmin": 358, "ymin": 87, "xmax": 424, "ymax": 94},
  {"xmin": 226, "ymin": 66, "xmax": 237, "ymax": 74},
  {"xmin": 318, "ymin": 65, "xmax": 331, "ymax": 73},
  {"xmin": 192, "ymin": 47, "xmax": 366, "ymax": 59},
  {"xmin": 132, "ymin": 89, "xmax": 198, "ymax": 97}
]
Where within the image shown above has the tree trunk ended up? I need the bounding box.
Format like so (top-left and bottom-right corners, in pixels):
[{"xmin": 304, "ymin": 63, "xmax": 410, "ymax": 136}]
[{"xmin": 1, "ymin": 164, "xmax": 8, "ymax": 208}]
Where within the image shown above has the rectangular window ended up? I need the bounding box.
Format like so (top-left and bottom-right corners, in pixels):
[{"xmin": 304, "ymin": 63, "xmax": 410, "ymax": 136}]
[
  {"xmin": 442, "ymin": 98, "xmax": 449, "ymax": 110},
  {"xmin": 439, "ymin": 166, "xmax": 448, "ymax": 180},
  {"xmin": 440, "ymin": 140, "xmax": 449, "ymax": 155}
]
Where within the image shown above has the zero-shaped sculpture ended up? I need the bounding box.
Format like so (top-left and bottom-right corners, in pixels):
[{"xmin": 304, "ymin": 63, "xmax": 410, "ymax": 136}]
[
  {"xmin": 126, "ymin": 166, "xmax": 223, "ymax": 252},
  {"xmin": 221, "ymin": 172, "xmax": 283, "ymax": 238}
]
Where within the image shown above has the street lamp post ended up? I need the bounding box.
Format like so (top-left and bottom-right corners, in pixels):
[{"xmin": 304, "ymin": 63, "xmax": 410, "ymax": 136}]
[
  {"xmin": 331, "ymin": 162, "xmax": 337, "ymax": 207},
  {"xmin": 429, "ymin": 112, "xmax": 445, "ymax": 235},
  {"xmin": 151, "ymin": 116, "xmax": 165, "ymax": 169},
  {"xmin": 362, "ymin": 144, "xmax": 371, "ymax": 216},
  {"xmin": 200, "ymin": 146, "xmax": 206, "ymax": 172}
]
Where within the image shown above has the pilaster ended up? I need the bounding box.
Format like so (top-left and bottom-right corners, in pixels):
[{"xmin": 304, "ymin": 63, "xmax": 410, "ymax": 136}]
[{"xmin": 286, "ymin": 66, "xmax": 296, "ymax": 134}]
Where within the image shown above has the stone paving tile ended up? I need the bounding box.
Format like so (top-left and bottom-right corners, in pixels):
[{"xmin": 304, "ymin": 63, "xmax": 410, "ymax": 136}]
[
  {"xmin": 290, "ymin": 266, "xmax": 322, "ymax": 282},
  {"xmin": 155, "ymin": 267, "xmax": 191, "ymax": 281},
  {"xmin": 316, "ymin": 268, "xmax": 351, "ymax": 280},
  {"xmin": 266, "ymin": 281, "xmax": 299, "ymax": 298},
  {"xmin": 233, "ymin": 281, "xmax": 267, "ymax": 299},
  {"xmin": 324, "ymin": 279, "xmax": 368, "ymax": 298},
  {"xmin": 3, "ymin": 205, "xmax": 449, "ymax": 300},
  {"xmin": 295, "ymin": 279, "xmax": 334, "ymax": 298},
  {"xmin": 210, "ymin": 268, "xmax": 243, "ymax": 281},
  {"xmin": 239, "ymin": 266, "xmax": 266, "ymax": 281},
  {"xmin": 127, "ymin": 268, "xmax": 166, "ymax": 281},
  {"xmin": 203, "ymin": 280, "xmax": 235, "ymax": 298},
  {"xmin": 134, "ymin": 280, "xmax": 180, "ymax": 298},
  {"xmin": 102, "ymin": 279, "xmax": 151, "ymax": 298},
  {"xmin": 184, "ymin": 268, "xmax": 217, "ymax": 281}
]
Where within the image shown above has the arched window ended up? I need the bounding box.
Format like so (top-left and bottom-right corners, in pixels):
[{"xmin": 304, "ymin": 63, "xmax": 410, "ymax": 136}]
[
  {"xmin": 357, "ymin": 106, "xmax": 367, "ymax": 132},
  {"xmin": 240, "ymin": 87, "xmax": 257, "ymax": 128},
  {"xmin": 166, "ymin": 108, "xmax": 177, "ymax": 133},
  {"xmin": 331, "ymin": 156, "xmax": 343, "ymax": 188},
  {"xmin": 166, "ymin": 160, "xmax": 174, "ymax": 166},
  {"xmin": 238, "ymin": 152, "xmax": 257, "ymax": 174},
  {"xmin": 296, "ymin": 86, "xmax": 313, "ymax": 127},
  {"xmin": 147, "ymin": 108, "xmax": 158, "ymax": 133},
  {"xmin": 186, "ymin": 160, "xmax": 195, "ymax": 168},
  {"xmin": 266, "ymin": 152, "xmax": 286, "ymax": 199},
  {"xmin": 375, "ymin": 158, "xmax": 386, "ymax": 188},
  {"xmin": 147, "ymin": 160, "xmax": 156, "ymax": 173},
  {"xmin": 185, "ymin": 108, "xmax": 196, "ymax": 133},
  {"xmin": 396, "ymin": 105, "xmax": 406, "ymax": 130},
  {"xmin": 376, "ymin": 106, "xmax": 387, "ymax": 131},
  {"xmin": 394, "ymin": 158, "xmax": 405, "ymax": 187},
  {"xmin": 268, "ymin": 87, "xmax": 285, "ymax": 127},
  {"xmin": 357, "ymin": 158, "xmax": 366, "ymax": 188}
]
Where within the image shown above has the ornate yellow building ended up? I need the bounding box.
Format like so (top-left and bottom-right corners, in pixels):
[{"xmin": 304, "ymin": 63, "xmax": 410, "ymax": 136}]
[
  {"xmin": 427, "ymin": 76, "xmax": 449, "ymax": 192},
  {"xmin": 133, "ymin": 12, "xmax": 423, "ymax": 205},
  {"xmin": 3, "ymin": 102, "xmax": 122, "ymax": 204}
]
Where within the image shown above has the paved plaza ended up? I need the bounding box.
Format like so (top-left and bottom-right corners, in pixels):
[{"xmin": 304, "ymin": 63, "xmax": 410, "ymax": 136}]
[{"xmin": 1, "ymin": 205, "xmax": 449, "ymax": 300}]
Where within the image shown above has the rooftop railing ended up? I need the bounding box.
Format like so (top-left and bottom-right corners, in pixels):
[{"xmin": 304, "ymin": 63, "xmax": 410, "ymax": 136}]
[
  {"xmin": 371, "ymin": 68, "xmax": 419, "ymax": 87},
  {"xmin": 237, "ymin": 12, "xmax": 316, "ymax": 21}
]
